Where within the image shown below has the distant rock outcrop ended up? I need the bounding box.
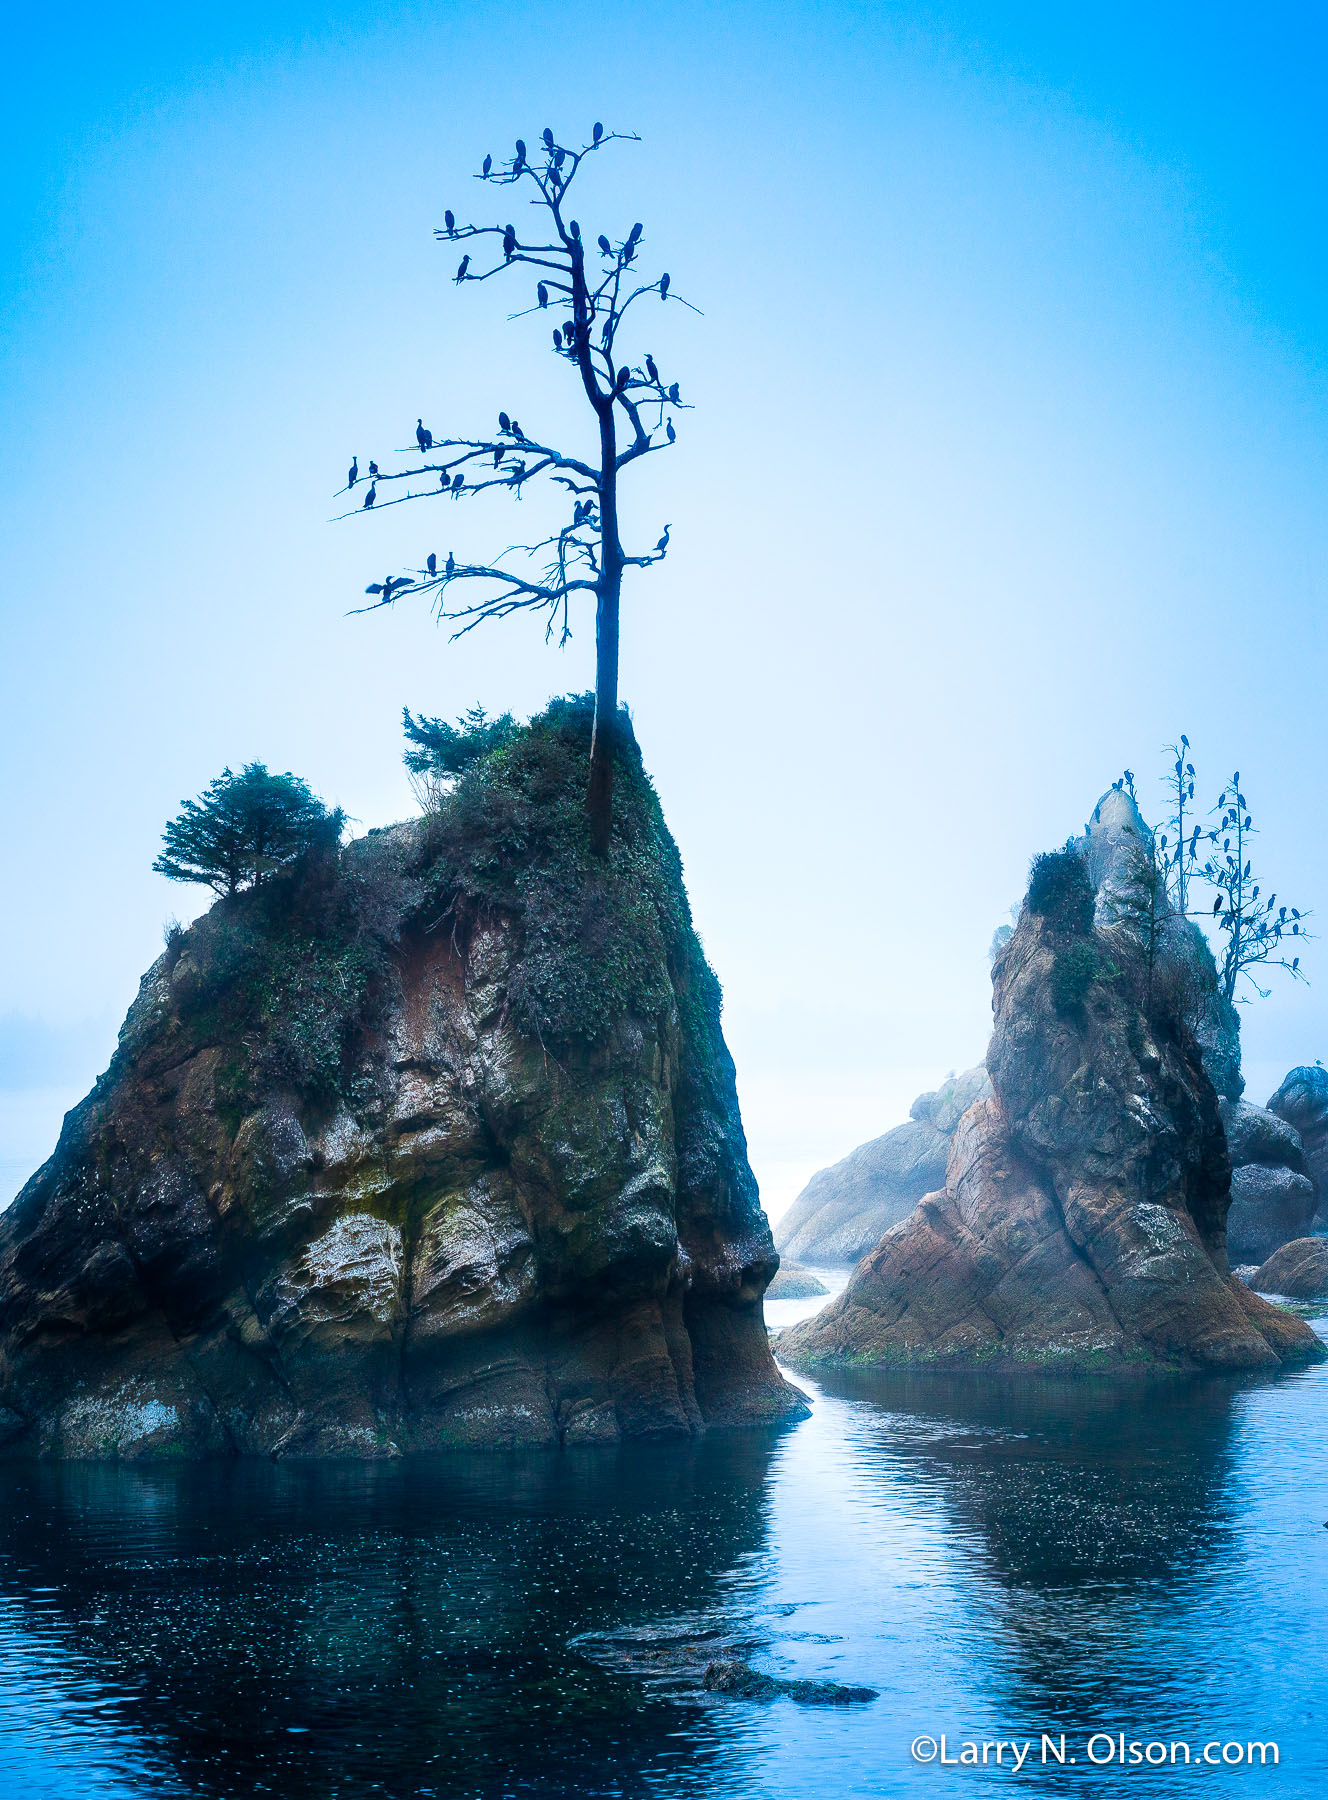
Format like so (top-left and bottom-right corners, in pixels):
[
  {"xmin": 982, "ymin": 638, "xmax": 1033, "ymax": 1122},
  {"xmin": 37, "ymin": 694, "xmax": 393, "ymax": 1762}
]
[
  {"xmin": 774, "ymin": 1068, "xmax": 991, "ymax": 1267},
  {"xmin": 1250, "ymin": 1238, "xmax": 1328, "ymax": 1300},
  {"xmin": 1268, "ymin": 1066, "xmax": 1328, "ymax": 1231},
  {"xmin": 0, "ymin": 702, "xmax": 806, "ymax": 1458},
  {"xmin": 781, "ymin": 818, "xmax": 1321, "ymax": 1376}
]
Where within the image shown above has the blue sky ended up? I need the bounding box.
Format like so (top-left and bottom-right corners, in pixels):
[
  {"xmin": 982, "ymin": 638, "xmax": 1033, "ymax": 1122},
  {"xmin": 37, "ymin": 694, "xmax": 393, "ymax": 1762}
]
[{"xmin": 2, "ymin": 1, "xmax": 1327, "ymax": 1215}]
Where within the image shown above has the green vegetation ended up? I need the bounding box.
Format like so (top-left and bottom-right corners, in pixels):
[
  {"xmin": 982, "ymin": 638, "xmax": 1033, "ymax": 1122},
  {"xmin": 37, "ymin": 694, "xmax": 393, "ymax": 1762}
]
[
  {"xmin": 1026, "ymin": 850, "xmax": 1096, "ymax": 937},
  {"xmin": 402, "ymin": 706, "xmax": 519, "ymax": 782},
  {"xmin": 154, "ymin": 764, "xmax": 344, "ymax": 897}
]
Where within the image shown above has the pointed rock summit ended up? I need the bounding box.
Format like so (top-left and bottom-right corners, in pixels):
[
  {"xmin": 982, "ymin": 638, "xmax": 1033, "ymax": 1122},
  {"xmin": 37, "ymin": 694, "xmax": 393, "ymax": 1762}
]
[{"xmin": 781, "ymin": 815, "xmax": 1321, "ymax": 1375}]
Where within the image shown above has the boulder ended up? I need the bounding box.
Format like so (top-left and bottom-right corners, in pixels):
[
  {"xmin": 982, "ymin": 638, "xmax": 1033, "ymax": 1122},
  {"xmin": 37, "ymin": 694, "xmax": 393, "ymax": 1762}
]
[
  {"xmin": 1225, "ymin": 1164, "xmax": 1318, "ymax": 1265},
  {"xmin": 774, "ymin": 1067, "xmax": 990, "ymax": 1266},
  {"xmin": 1268, "ymin": 1066, "xmax": 1328, "ymax": 1224},
  {"xmin": 1250, "ymin": 1238, "xmax": 1328, "ymax": 1300},
  {"xmin": 765, "ymin": 1263, "xmax": 828, "ymax": 1300},
  {"xmin": 0, "ymin": 701, "xmax": 806, "ymax": 1458},
  {"xmin": 780, "ymin": 834, "xmax": 1321, "ymax": 1375}
]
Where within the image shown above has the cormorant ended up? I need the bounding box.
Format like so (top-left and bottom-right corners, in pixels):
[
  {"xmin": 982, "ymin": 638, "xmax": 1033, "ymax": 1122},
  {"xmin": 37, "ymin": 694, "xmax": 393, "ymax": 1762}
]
[
  {"xmin": 592, "ymin": 121, "xmax": 603, "ymax": 143},
  {"xmin": 542, "ymin": 128, "xmax": 554, "ymax": 150},
  {"xmin": 348, "ymin": 456, "xmax": 358, "ymax": 488},
  {"xmin": 597, "ymin": 233, "xmax": 612, "ymax": 255},
  {"xmin": 503, "ymin": 225, "xmax": 516, "ymax": 259},
  {"xmin": 537, "ymin": 282, "xmax": 549, "ymax": 307},
  {"xmin": 659, "ymin": 272, "xmax": 669, "ymax": 297},
  {"xmin": 416, "ymin": 420, "xmax": 433, "ymax": 452},
  {"xmin": 444, "ymin": 210, "xmax": 455, "ymax": 235},
  {"xmin": 483, "ymin": 154, "xmax": 492, "ymax": 176},
  {"xmin": 363, "ymin": 484, "xmax": 377, "ymax": 509},
  {"xmin": 553, "ymin": 327, "xmax": 562, "ymax": 348},
  {"xmin": 369, "ymin": 461, "xmax": 379, "ymax": 476},
  {"xmin": 453, "ymin": 472, "xmax": 465, "ymax": 491},
  {"xmin": 514, "ymin": 140, "xmax": 526, "ymax": 169},
  {"xmin": 667, "ymin": 382, "xmax": 680, "ymax": 402},
  {"xmin": 456, "ymin": 255, "xmax": 470, "ymax": 282},
  {"xmin": 665, "ymin": 418, "xmax": 675, "ymax": 443},
  {"xmin": 427, "ymin": 553, "xmax": 437, "ymax": 576},
  {"xmin": 645, "ymin": 354, "xmax": 659, "ymax": 383},
  {"xmin": 445, "ymin": 552, "xmax": 455, "ymax": 577},
  {"xmin": 655, "ymin": 524, "xmax": 670, "ymax": 553},
  {"xmin": 499, "ymin": 411, "xmax": 511, "ymax": 433},
  {"xmin": 1213, "ymin": 896, "xmax": 1223, "ymax": 914}
]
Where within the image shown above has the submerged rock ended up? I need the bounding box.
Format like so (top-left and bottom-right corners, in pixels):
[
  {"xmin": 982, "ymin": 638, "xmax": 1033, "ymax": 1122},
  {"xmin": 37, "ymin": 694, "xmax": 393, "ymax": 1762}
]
[
  {"xmin": 0, "ymin": 701, "xmax": 806, "ymax": 1458},
  {"xmin": 1250, "ymin": 1239, "xmax": 1328, "ymax": 1300},
  {"xmin": 701, "ymin": 1659, "xmax": 876, "ymax": 1704},
  {"xmin": 775, "ymin": 1068, "xmax": 991, "ymax": 1266},
  {"xmin": 780, "ymin": 828, "xmax": 1321, "ymax": 1376}
]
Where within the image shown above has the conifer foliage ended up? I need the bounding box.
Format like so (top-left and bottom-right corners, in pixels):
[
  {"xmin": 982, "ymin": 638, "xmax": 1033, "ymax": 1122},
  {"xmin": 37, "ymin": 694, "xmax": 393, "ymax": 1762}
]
[{"xmin": 154, "ymin": 764, "xmax": 344, "ymax": 897}]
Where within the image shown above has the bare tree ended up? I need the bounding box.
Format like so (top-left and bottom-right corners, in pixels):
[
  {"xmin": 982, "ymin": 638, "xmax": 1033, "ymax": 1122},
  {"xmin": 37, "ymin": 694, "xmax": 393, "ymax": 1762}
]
[
  {"xmin": 1202, "ymin": 771, "xmax": 1311, "ymax": 1001},
  {"xmin": 342, "ymin": 124, "xmax": 693, "ymax": 855},
  {"xmin": 1157, "ymin": 735, "xmax": 1203, "ymax": 915}
]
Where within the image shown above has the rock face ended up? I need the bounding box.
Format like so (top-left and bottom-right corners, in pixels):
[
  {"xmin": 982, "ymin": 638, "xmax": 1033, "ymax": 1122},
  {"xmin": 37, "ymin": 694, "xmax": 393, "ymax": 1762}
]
[
  {"xmin": 1268, "ymin": 1066, "xmax": 1328, "ymax": 1229},
  {"xmin": 774, "ymin": 1068, "xmax": 991, "ymax": 1266},
  {"xmin": 1219, "ymin": 1096, "xmax": 1316, "ymax": 1263},
  {"xmin": 0, "ymin": 702, "xmax": 805, "ymax": 1458},
  {"xmin": 1250, "ymin": 1238, "xmax": 1328, "ymax": 1300},
  {"xmin": 781, "ymin": 839, "xmax": 1321, "ymax": 1375}
]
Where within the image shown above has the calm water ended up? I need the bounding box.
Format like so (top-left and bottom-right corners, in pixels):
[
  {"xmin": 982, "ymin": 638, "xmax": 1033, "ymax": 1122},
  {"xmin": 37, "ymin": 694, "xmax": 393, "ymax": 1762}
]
[{"xmin": 1, "ymin": 1298, "xmax": 1326, "ymax": 1799}]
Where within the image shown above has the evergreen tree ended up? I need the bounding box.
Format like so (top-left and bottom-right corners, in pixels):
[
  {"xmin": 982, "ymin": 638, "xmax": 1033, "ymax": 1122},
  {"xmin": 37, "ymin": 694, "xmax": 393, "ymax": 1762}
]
[{"xmin": 154, "ymin": 764, "xmax": 343, "ymax": 897}]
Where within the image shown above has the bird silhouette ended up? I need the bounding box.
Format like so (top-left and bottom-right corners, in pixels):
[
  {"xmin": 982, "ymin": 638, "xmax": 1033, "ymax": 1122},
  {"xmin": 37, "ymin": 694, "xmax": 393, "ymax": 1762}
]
[
  {"xmin": 511, "ymin": 420, "xmax": 525, "ymax": 440},
  {"xmin": 445, "ymin": 552, "xmax": 455, "ymax": 577},
  {"xmin": 1213, "ymin": 896, "xmax": 1223, "ymax": 914},
  {"xmin": 1293, "ymin": 908, "xmax": 1302, "ymax": 919},
  {"xmin": 659, "ymin": 272, "xmax": 670, "ymax": 298},
  {"xmin": 416, "ymin": 420, "xmax": 433, "ymax": 452},
  {"xmin": 655, "ymin": 524, "xmax": 671, "ymax": 554},
  {"xmin": 444, "ymin": 209, "xmax": 455, "ymax": 235},
  {"xmin": 456, "ymin": 255, "xmax": 470, "ymax": 282},
  {"xmin": 597, "ymin": 233, "xmax": 612, "ymax": 256},
  {"xmin": 348, "ymin": 456, "xmax": 358, "ymax": 488},
  {"xmin": 665, "ymin": 418, "xmax": 676, "ymax": 443},
  {"xmin": 482, "ymin": 154, "xmax": 492, "ymax": 176},
  {"xmin": 614, "ymin": 365, "xmax": 630, "ymax": 389},
  {"xmin": 369, "ymin": 460, "xmax": 379, "ymax": 476},
  {"xmin": 553, "ymin": 327, "xmax": 562, "ymax": 349},
  {"xmin": 592, "ymin": 121, "xmax": 604, "ymax": 144},
  {"xmin": 537, "ymin": 282, "xmax": 549, "ymax": 307},
  {"xmin": 503, "ymin": 225, "xmax": 516, "ymax": 259},
  {"xmin": 514, "ymin": 140, "xmax": 526, "ymax": 169},
  {"xmin": 363, "ymin": 485, "xmax": 377, "ymax": 509},
  {"xmin": 499, "ymin": 411, "xmax": 511, "ymax": 433},
  {"xmin": 568, "ymin": 219, "xmax": 581, "ymax": 239},
  {"xmin": 493, "ymin": 446, "xmax": 504, "ymax": 467},
  {"xmin": 452, "ymin": 472, "xmax": 465, "ymax": 492},
  {"xmin": 626, "ymin": 223, "xmax": 643, "ymax": 254},
  {"xmin": 645, "ymin": 353, "xmax": 659, "ymax": 383},
  {"xmin": 542, "ymin": 128, "xmax": 554, "ymax": 150},
  {"xmin": 426, "ymin": 553, "xmax": 437, "ymax": 576},
  {"xmin": 667, "ymin": 382, "xmax": 680, "ymax": 402}
]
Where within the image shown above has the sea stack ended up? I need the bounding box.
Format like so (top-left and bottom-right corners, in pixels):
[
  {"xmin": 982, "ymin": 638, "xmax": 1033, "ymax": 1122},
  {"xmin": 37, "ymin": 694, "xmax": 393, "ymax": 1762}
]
[
  {"xmin": 781, "ymin": 793, "xmax": 1322, "ymax": 1374},
  {"xmin": 0, "ymin": 700, "xmax": 806, "ymax": 1457}
]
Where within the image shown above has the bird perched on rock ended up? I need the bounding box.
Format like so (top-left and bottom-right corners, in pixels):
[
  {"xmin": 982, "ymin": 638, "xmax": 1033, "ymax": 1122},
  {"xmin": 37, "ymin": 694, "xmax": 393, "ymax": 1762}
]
[
  {"xmin": 416, "ymin": 419, "xmax": 433, "ymax": 452},
  {"xmin": 455, "ymin": 255, "xmax": 470, "ymax": 282},
  {"xmin": 363, "ymin": 484, "xmax": 377, "ymax": 509},
  {"xmin": 347, "ymin": 456, "xmax": 358, "ymax": 488}
]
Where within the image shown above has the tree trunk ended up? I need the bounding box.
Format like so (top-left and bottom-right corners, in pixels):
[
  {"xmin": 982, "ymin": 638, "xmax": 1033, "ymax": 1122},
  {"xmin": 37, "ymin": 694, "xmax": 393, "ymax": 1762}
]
[{"xmin": 587, "ymin": 573, "xmax": 620, "ymax": 857}]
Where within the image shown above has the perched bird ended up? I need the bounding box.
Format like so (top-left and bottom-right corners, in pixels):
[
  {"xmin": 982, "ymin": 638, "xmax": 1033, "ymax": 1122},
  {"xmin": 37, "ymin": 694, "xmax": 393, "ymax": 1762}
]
[
  {"xmin": 659, "ymin": 272, "xmax": 670, "ymax": 298},
  {"xmin": 348, "ymin": 456, "xmax": 358, "ymax": 488},
  {"xmin": 493, "ymin": 446, "xmax": 504, "ymax": 467},
  {"xmin": 537, "ymin": 282, "xmax": 549, "ymax": 307},
  {"xmin": 482, "ymin": 153, "xmax": 493, "ymax": 176},
  {"xmin": 440, "ymin": 471, "xmax": 450, "ymax": 488},
  {"xmin": 645, "ymin": 353, "xmax": 659, "ymax": 383},
  {"xmin": 597, "ymin": 233, "xmax": 612, "ymax": 255},
  {"xmin": 568, "ymin": 219, "xmax": 581, "ymax": 239},
  {"xmin": 592, "ymin": 121, "xmax": 604, "ymax": 144},
  {"xmin": 542, "ymin": 127, "xmax": 555, "ymax": 150},
  {"xmin": 1293, "ymin": 908, "xmax": 1302, "ymax": 919},
  {"xmin": 499, "ymin": 411, "xmax": 511, "ymax": 433},
  {"xmin": 1213, "ymin": 896, "xmax": 1223, "ymax": 914},
  {"xmin": 1294, "ymin": 956, "xmax": 1301, "ymax": 970},
  {"xmin": 667, "ymin": 382, "xmax": 680, "ymax": 403},
  {"xmin": 416, "ymin": 419, "xmax": 433, "ymax": 452},
  {"xmin": 452, "ymin": 472, "xmax": 465, "ymax": 492},
  {"xmin": 503, "ymin": 225, "xmax": 516, "ymax": 259},
  {"xmin": 553, "ymin": 327, "xmax": 563, "ymax": 349},
  {"xmin": 456, "ymin": 255, "xmax": 470, "ymax": 282},
  {"xmin": 363, "ymin": 484, "xmax": 377, "ymax": 509},
  {"xmin": 444, "ymin": 209, "xmax": 455, "ymax": 235},
  {"xmin": 614, "ymin": 365, "xmax": 631, "ymax": 389},
  {"xmin": 665, "ymin": 418, "xmax": 676, "ymax": 443},
  {"xmin": 369, "ymin": 460, "xmax": 379, "ymax": 476},
  {"xmin": 511, "ymin": 419, "xmax": 525, "ymax": 440},
  {"xmin": 426, "ymin": 552, "xmax": 437, "ymax": 576},
  {"xmin": 655, "ymin": 524, "xmax": 671, "ymax": 553},
  {"xmin": 364, "ymin": 576, "xmax": 407, "ymax": 599},
  {"xmin": 445, "ymin": 551, "xmax": 455, "ymax": 577}
]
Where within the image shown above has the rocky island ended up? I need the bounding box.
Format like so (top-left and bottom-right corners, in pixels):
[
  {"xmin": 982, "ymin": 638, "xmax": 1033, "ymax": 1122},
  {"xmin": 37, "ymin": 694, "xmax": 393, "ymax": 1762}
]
[
  {"xmin": 0, "ymin": 701, "xmax": 806, "ymax": 1458},
  {"xmin": 781, "ymin": 795, "xmax": 1323, "ymax": 1375}
]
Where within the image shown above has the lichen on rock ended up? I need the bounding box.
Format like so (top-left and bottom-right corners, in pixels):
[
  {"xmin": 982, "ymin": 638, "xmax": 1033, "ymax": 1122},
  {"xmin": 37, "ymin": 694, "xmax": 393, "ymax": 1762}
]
[{"xmin": 0, "ymin": 698, "xmax": 806, "ymax": 1458}]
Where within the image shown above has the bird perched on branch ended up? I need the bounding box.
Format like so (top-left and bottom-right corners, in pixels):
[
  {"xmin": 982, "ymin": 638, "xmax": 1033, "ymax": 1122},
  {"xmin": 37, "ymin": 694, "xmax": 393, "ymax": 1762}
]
[
  {"xmin": 365, "ymin": 574, "xmax": 410, "ymax": 600},
  {"xmin": 426, "ymin": 553, "xmax": 436, "ymax": 576},
  {"xmin": 514, "ymin": 139, "xmax": 526, "ymax": 170},
  {"xmin": 592, "ymin": 121, "xmax": 603, "ymax": 143},
  {"xmin": 347, "ymin": 456, "xmax": 358, "ymax": 488},
  {"xmin": 363, "ymin": 484, "xmax": 377, "ymax": 509},
  {"xmin": 443, "ymin": 210, "xmax": 455, "ymax": 235},
  {"xmin": 667, "ymin": 382, "xmax": 680, "ymax": 402},
  {"xmin": 597, "ymin": 233, "xmax": 612, "ymax": 256},
  {"xmin": 456, "ymin": 255, "xmax": 470, "ymax": 282},
  {"xmin": 503, "ymin": 225, "xmax": 516, "ymax": 259},
  {"xmin": 665, "ymin": 418, "xmax": 675, "ymax": 443},
  {"xmin": 445, "ymin": 552, "xmax": 455, "ymax": 578},
  {"xmin": 482, "ymin": 153, "xmax": 492, "ymax": 176},
  {"xmin": 659, "ymin": 272, "xmax": 670, "ymax": 297},
  {"xmin": 537, "ymin": 282, "xmax": 549, "ymax": 307},
  {"xmin": 452, "ymin": 473, "xmax": 465, "ymax": 493},
  {"xmin": 368, "ymin": 461, "xmax": 379, "ymax": 477},
  {"xmin": 499, "ymin": 411, "xmax": 511, "ymax": 433},
  {"xmin": 645, "ymin": 354, "xmax": 659, "ymax": 383},
  {"xmin": 416, "ymin": 419, "xmax": 433, "ymax": 452},
  {"xmin": 655, "ymin": 524, "xmax": 670, "ymax": 554}
]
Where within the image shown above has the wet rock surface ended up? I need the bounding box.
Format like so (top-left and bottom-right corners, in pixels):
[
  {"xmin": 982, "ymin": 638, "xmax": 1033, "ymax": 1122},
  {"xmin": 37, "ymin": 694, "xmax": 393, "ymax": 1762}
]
[
  {"xmin": 0, "ymin": 705, "xmax": 805, "ymax": 1458},
  {"xmin": 1251, "ymin": 1238, "xmax": 1328, "ymax": 1300},
  {"xmin": 780, "ymin": 823, "xmax": 1322, "ymax": 1376},
  {"xmin": 1268, "ymin": 1066, "xmax": 1328, "ymax": 1229}
]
